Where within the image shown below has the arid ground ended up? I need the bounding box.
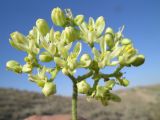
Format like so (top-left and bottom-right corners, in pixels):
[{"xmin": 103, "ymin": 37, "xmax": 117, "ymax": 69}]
[{"xmin": 0, "ymin": 84, "xmax": 160, "ymax": 120}]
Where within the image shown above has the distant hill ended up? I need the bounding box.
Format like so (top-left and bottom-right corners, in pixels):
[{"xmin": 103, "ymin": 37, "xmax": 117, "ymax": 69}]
[{"xmin": 0, "ymin": 84, "xmax": 160, "ymax": 120}]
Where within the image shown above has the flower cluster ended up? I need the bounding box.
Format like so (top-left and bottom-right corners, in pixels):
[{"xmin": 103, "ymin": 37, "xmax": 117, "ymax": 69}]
[{"xmin": 6, "ymin": 7, "xmax": 145, "ymax": 105}]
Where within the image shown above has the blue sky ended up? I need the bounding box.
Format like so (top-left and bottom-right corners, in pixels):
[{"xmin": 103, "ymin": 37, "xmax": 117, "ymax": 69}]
[{"xmin": 0, "ymin": 0, "xmax": 160, "ymax": 95}]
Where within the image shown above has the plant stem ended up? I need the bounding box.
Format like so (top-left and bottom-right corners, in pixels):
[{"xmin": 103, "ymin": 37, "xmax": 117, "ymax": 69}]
[
  {"xmin": 77, "ymin": 71, "xmax": 93, "ymax": 82},
  {"xmin": 67, "ymin": 74, "xmax": 78, "ymax": 120},
  {"xmin": 99, "ymin": 65, "xmax": 124, "ymax": 78},
  {"xmin": 72, "ymin": 81, "xmax": 78, "ymax": 120}
]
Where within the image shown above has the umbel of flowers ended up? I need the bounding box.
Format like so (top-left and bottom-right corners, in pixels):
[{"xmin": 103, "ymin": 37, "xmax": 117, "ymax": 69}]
[{"xmin": 6, "ymin": 7, "xmax": 145, "ymax": 120}]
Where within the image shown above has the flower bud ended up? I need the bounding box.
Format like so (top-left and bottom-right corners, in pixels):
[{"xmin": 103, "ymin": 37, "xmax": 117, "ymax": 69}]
[
  {"xmin": 95, "ymin": 16, "xmax": 105, "ymax": 36},
  {"xmin": 24, "ymin": 56, "xmax": 30, "ymax": 62},
  {"xmin": 39, "ymin": 52, "xmax": 53, "ymax": 62},
  {"xmin": 124, "ymin": 44, "xmax": 136, "ymax": 55},
  {"xmin": 48, "ymin": 45, "xmax": 57, "ymax": 55},
  {"xmin": 61, "ymin": 26, "xmax": 78, "ymax": 43},
  {"xmin": 6, "ymin": 60, "xmax": 22, "ymax": 73},
  {"xmin": 105, "ymin": 27, "xmax": 114, "ymax": 36},
  {"xmin": 62, "ymin": 67, "xmax": 69, "ymax": 75},
  {"xmin": 36, "ymin": 19, "xmax": 50, "ymax": 36},
  {"xmin": 54, "ymin": 31, "xmax": 61, "ymax": 41},
  {"xmin": 67, "ymin": 59, "xmax": 77, "ymax": 70},
  {"xmin": 118, "ymin": 56, "xmax": 126, "ymax": 66},
  {"xmin": 121, "ymin": 79, "xmax": 129, "ymax": 87},
  {"xmin": 22, "ymin": 64, "xmax": 32, "ymax": 73},
  {"xmin": 80, "ymin": 54, "xmax": 92, "ymax": 67},
  {"xmin": 74, "ymin": 15, "xmax": 84, "ymax": 25},
  {"xmin": 54, "ymin": 57, "xmax": 66, "ymax": 68},
  {"xmin": 10, "ymin": 31, "xmax": 27, "ymax": 44},
  {"xmin": 51, "ymin": 7, "xmax": 67, "ymax": 27},
  {"xmin": 42, "ymin": 82, "xmax": 56, "ymax": 96},
  {"xmin": 132, "ymin": 54, "xmax": 145, "ymax": 67},
  {"xmin": 121, "ymin": 38, "xmax": 131, "ymax": 45},
  {"xmin": 104, "ymin": 34, "xmax": 114, "ymax": 48},
  {"xmin": 77, "ymin": 80, "xmax": 90, "ymax": 94}
]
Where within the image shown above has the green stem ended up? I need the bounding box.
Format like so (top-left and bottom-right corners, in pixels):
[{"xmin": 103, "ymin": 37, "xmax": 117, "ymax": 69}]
[
  {"xmin": 99, "ymin": 65, "xmax": 124, "ymax": 78},
  {"xmin": 68, "ymin": 74, "xmax": 78, "ymax": 120},
  {"xmin": 72, "ymin": 81, "xmax": 78, "ymax": 120},
  {"xmin": 77, "ymin": 71, "xmax": 93, "ymax": 82}
]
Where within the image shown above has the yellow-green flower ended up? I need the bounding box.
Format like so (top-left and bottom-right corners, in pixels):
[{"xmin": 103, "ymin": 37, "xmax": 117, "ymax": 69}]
[
  {"xmin": 51, "ymin": 7, "xmax": 67, "ymax": 27},
  {"xmin": 77, "ymin": 80, "xmax": 90, "ymax": 94},
  {"xmin": 42, "ymin": 82, "xmax": 56, "ymax": 96},
  {"xmin": 36, "ymin": 19, "xmax": 50, "ymax": 36},
  {"xmin": 6, "ymin": 60, "xmax": 22, "ymax": 73}
]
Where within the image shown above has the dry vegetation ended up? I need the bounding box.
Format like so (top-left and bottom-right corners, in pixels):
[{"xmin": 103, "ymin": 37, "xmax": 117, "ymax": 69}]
[{"xmin": 0, "ymin": 84, "xmax": 160, "ymax": 120}]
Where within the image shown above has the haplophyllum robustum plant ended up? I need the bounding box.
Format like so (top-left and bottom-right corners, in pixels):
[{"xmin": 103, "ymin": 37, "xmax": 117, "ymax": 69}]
[{"xmin": 6, "ymin": 7, "xmax": 145, "ymax": 120}]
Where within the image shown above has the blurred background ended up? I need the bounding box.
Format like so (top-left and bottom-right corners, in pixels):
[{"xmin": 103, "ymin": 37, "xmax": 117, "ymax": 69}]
[{"xmin": 0, "ymin": 0, "xmax": 160, "ymax": 120}]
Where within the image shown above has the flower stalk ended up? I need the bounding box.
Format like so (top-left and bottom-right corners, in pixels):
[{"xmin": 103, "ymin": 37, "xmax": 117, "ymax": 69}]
[{"xmin": 72, "ymin": 81, "xmax": 78, "ymax": 120}]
